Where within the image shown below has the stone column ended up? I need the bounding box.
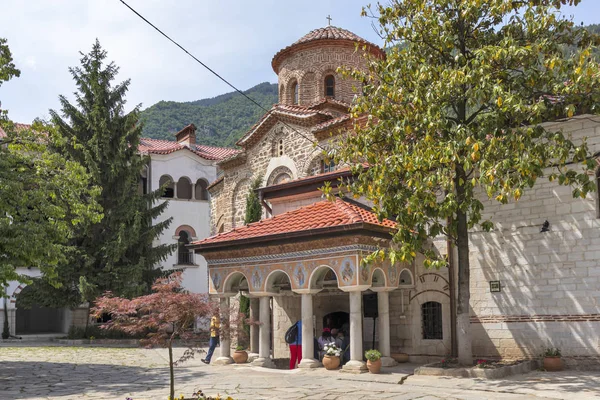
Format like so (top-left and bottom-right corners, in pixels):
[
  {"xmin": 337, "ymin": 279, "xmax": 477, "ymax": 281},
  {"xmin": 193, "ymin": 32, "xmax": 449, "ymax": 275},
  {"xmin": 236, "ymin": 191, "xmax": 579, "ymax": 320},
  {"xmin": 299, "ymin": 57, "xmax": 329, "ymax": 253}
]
[
  {"xmin": 377, "ymin": 290, "xmax": 397, "ymax": 367},
  {"xmin": 343, "ymin": 290, "xmax": 367, "ymax": 372},
  {"xmin": 298, "ymin": 293, "xmax": 320, "ymax": 368},
  {"xmin": 213, "ymin": 296, "xmax": 233, "ymax": 365},
  {"xmin": 191, "ymin": 183, "xmax": 196, "ymax": 200},
  {"xmin": 248, "ymin": 297, "xmax": 260, "ymax": 362},
  {"xmin": 251, "ymin": 296, "xmax": 274, "ymax": 368}
]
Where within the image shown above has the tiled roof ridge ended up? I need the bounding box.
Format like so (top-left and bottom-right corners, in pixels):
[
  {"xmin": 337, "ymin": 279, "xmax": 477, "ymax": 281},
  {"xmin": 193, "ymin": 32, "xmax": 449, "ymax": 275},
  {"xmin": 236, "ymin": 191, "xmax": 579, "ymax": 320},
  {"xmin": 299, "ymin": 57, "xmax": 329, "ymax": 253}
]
[
  {"xmin": 0, "ymin": 122, "xmax": 33, "ymax": 138},
  {"xmin": 139, "ymin": 136, "xmax": 239, "ymax": 161},
  {"xmin": 306, "ymin": 97, "xmax": 351, "ymax": 110},
  {"xmin": 272, "ymin": 26, "xmax": 385, "ymax": 73},
  {"xmin": 335, "ymin": 198, "xmax": 365, "ymax": 224},
  {"xmin": 236, "ymin": 104, "xmax": 335, "ymax": 147}
]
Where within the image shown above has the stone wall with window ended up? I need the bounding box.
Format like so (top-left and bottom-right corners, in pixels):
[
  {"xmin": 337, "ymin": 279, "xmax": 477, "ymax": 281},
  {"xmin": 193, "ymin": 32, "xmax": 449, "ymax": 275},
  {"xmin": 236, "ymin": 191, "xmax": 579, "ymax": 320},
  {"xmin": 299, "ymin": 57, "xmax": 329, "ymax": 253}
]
[
  {"xmin": 430, "ymin": 115, "xmax": 600, "ymax": 366},
  {"xmin": 276, "ymin": 44, "xmax": 366, "ymax": 106}
]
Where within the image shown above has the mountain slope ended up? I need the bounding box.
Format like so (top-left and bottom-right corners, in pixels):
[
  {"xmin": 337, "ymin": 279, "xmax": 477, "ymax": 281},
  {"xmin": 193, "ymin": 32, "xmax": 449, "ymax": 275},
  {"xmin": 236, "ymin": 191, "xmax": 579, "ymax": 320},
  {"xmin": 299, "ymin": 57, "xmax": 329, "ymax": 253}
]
[{"xmin": 139, "ymin": 82, "xmax": 278, "ymax": 147}]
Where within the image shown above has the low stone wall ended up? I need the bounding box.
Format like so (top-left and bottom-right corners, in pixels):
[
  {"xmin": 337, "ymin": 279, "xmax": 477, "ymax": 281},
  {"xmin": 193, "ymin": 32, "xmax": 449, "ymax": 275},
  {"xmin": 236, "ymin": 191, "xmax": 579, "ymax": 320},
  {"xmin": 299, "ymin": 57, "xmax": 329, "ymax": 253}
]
[{"xmin": 415, "ymin": 359, "xmax": 539, "ymax": 379}]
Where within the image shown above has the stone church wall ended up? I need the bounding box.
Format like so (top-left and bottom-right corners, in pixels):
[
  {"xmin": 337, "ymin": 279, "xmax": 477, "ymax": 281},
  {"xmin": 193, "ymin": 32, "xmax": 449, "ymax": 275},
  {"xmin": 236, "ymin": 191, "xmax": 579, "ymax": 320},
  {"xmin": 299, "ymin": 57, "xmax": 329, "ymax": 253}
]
[
  {"xmin": 210, "ymin": 122, "xmax": 325, "ymax": 232},
  {"xmin": 455, "ymin": 116, "xmax": 600, "ymax": 363},
  {"xmin": 277, "ymin": 44, "xmax": 368, "ymax": 106}
]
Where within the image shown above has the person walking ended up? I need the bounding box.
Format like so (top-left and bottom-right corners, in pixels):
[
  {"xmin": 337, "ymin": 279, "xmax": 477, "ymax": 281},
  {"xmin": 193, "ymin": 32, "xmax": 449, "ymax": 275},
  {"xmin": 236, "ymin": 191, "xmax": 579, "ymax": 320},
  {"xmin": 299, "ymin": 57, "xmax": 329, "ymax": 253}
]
[
  {"xmin": 202, "ymin": 313, "xmax": 220, "ymax": 364},
  {"xmin": 288, "ymin": 320, "xmax": 302, "ymax": 369}
]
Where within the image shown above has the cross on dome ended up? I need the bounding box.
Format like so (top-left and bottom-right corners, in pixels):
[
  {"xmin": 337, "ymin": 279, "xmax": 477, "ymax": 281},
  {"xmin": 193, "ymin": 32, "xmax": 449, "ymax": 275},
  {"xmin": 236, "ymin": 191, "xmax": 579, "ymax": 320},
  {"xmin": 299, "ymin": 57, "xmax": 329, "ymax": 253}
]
[{"xmin": 326, "ymin": 15, "xmax": 332, "ymax": 26}]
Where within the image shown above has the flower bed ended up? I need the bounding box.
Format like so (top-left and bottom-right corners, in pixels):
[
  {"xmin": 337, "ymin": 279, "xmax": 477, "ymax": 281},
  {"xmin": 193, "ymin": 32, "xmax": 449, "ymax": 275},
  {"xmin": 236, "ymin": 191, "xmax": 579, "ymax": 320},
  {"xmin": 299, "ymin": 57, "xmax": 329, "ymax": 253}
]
[{"xmin": 415, "ymin": 358, "xmax": 539, "ymax": 379}]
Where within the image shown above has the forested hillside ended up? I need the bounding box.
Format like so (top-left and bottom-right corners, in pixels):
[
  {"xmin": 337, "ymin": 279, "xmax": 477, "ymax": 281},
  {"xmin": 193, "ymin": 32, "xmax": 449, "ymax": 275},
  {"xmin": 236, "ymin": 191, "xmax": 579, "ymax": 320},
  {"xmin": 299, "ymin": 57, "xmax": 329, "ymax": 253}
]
[
  {"xmin": 140, "ymin": 24, "xmax": 599, "ymax": 149},
  {"xmin": 139, "ymin": 82, "xmax": 278, "ymax": 147}
]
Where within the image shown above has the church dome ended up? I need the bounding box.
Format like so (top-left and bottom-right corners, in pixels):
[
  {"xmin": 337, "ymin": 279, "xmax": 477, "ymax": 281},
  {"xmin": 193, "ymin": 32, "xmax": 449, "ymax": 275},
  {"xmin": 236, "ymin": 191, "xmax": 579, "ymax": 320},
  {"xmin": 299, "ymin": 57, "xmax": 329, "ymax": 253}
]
[{"xmin": 272, "ymin": 26, "xmax": 384, "ymax": 74}]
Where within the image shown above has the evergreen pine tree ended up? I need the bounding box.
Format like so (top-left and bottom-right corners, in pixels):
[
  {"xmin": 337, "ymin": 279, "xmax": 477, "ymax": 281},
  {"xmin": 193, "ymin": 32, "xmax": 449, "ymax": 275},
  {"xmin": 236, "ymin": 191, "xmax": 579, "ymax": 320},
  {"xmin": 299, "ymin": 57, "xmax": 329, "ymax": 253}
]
[{"xmin": 48, "ymin": 40, "xmax": 175, "ymax": 298}]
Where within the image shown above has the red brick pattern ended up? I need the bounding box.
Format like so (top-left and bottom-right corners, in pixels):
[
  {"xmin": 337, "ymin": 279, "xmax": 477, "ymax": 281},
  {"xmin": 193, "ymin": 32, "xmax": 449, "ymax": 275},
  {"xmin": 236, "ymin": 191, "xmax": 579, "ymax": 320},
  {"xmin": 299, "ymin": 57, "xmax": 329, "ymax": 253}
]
[
  {"xmin": 471, "ymin": 314, "xmax": 600, "ymax": 323},
  {"xmin": 272, "ymin": 26, "xmax": 385, "ymax": 73}
]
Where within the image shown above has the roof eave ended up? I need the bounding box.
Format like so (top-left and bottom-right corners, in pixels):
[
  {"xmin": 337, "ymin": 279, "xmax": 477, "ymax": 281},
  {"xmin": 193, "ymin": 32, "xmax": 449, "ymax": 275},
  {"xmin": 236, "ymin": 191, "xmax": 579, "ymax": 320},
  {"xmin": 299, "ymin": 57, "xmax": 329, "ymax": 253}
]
[{"xmin": 190, "ymin": 222, "xmax": 394, "ymax": 253}]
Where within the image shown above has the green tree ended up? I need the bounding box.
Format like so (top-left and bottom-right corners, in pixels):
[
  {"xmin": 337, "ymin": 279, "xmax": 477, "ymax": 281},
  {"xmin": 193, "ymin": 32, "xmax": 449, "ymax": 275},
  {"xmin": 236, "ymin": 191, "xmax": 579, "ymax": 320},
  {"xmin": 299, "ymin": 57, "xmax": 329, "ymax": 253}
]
[
  {"xmin": 244, "ymin": 175, "xmax": 264, "ymax": 225},
  {"xmin": 47, "ymin": 40, "xmax": 175, "ymax": 302},
  {"xmin": 336, "ymin": 0, "xmax": 599, "ymax": 365},
  {"xmin": 0, "ymin": 38, "xmax": 101, "ymax": 299}
]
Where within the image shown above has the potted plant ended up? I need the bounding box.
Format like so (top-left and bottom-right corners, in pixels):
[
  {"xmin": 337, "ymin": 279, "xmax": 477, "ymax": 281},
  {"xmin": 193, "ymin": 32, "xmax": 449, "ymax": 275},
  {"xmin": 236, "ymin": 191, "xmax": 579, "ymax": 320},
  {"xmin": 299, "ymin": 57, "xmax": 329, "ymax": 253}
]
[
  {"xmin": 322, "ymin": 342, "xmax": 342, "ymax": 370},
  {"xmin": 365, "ymin": 349, "xmax": 382, "ymax": 374},
  {"xmin": 391, "ymin": 352, "xmax": 409, "ymax": 363},
  {"xmin": 542, "ymin": 347, "xmax": 563, "ymax": 371},
  {"xmin": 232, "ymin": 345, "xmax": 248, "ymax": 364}
]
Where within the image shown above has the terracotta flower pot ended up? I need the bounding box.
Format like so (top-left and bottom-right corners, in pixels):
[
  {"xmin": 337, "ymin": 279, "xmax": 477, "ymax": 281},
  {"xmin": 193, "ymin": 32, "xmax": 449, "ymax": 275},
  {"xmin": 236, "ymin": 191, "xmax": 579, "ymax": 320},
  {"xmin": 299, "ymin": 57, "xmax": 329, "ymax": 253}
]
[
  {"xmin": 367, "ymin": 358, "xmax": 382, "ymax": 374},
  {"xmin": 232, "ymin": 350, "xmax": 248, "ymax": 364},
  {"xmin": 322, "ymin": 355, "xmax": 341, "ymax": 370},
  {"xmin": 391, "ymin": 353, "xmax": 409, "ymax": 363},
  {"xmin": 543, "ymin": 356, "xmax": 563, "ymax": 371}
]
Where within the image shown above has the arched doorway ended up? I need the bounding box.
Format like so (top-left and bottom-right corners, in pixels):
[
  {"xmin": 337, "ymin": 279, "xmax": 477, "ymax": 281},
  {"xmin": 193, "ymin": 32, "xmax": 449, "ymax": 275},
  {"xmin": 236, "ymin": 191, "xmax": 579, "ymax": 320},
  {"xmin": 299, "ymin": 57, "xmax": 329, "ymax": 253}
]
[{"xmin": 322, "ymin": 311, "xmax": 349, "ymax": 333}]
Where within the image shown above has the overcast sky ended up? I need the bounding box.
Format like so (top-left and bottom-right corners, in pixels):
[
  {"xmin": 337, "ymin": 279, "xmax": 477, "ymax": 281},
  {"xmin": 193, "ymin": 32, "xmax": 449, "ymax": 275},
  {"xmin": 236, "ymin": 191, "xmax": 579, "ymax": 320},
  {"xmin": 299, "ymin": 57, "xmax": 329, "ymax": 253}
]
[{"xmin": 1, "ymin": 0, "xmax": 599, "ymax": 124}]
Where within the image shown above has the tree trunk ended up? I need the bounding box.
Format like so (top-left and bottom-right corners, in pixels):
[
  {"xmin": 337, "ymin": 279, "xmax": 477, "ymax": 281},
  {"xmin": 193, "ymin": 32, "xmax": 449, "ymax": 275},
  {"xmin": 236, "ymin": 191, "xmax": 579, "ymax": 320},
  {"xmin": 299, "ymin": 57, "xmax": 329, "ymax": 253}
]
[
  {"xmin": 168, "ymin": 342, "xmax": 175, "ymax": 400},
  {"xmin": 455, "ymin": 168, "xmax": 473, "ymax": 366}
]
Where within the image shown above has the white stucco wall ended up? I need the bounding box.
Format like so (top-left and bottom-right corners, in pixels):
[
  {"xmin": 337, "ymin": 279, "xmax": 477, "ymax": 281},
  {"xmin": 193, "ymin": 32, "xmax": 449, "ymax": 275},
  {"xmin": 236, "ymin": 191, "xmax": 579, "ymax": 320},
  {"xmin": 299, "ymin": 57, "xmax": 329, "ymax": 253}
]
[{"xmin": 149, "ymin": 151, "xmax": 217, "ymax": 294}]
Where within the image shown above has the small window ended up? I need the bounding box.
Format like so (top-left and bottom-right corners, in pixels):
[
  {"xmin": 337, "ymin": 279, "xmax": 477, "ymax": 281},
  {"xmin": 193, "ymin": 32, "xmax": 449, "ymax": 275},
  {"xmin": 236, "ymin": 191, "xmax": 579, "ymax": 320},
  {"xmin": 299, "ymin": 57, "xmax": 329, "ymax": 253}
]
[
  {"xmin": 422, "ymin": 301, "xmax": 443, "ymax": 340},
  {"xmin": 321, "ymin": 159, "xmax": 336, "ymax": 173},
  {"xmin": 325, "ymin": 75, "xmax": 335, "ymax": 98},
  {"xmin": 292, "ymin": 82, "xmax": 299, "ymax": 104},
  {"xmin": 159, "ymin": 175, "xmax": 174, "ymax": 198},
  {"xmin": 278, "ymin": 139, "xmax": 284, "ymax": 156},
  {"xmin": 177, "ymin": 231, "xmax": 193, "ymax": 265}
]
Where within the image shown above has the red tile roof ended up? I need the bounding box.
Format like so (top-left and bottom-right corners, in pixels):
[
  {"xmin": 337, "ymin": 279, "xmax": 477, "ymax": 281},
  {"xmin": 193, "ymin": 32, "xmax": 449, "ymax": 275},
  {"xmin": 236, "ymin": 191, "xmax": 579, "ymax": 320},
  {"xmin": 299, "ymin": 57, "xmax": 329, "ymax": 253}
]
[
  {"xmin": 192, "ymin": 198, "xmax": 395, "ymax": 248},
  {"xmin": 272, "ymin": 26, "xmax": 385, "ymax": 73},
  {"xmin": 138, "ymin": 137, "xmax": 239, "ymax": 161},
  {"xmin": 0, "ymin": 123, "xmax": 33, "ymax": 139},
  {"xmin": 235, "ymin": 104, "xmax": 334, "ymax": 147},
  {"xmin": 312, "ymin": 115, "xmax": 351, "ymax": 134}
]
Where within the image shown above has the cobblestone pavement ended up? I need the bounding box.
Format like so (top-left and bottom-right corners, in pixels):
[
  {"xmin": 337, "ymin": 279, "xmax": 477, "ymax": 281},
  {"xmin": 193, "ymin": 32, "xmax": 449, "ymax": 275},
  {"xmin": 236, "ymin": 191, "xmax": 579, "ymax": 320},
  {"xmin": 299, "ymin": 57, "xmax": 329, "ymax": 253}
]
[{"xmin": 1, "ymin": 345, "xmax": 599, "ymax": 399}]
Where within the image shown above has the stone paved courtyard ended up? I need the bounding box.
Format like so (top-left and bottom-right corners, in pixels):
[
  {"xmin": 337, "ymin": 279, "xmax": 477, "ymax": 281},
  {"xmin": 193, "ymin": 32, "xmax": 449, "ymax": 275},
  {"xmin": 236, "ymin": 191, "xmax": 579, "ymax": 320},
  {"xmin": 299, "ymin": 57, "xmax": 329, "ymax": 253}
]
[{"xmin": 1, "ymin": 344, "xmax": 600, "ymax": 399}]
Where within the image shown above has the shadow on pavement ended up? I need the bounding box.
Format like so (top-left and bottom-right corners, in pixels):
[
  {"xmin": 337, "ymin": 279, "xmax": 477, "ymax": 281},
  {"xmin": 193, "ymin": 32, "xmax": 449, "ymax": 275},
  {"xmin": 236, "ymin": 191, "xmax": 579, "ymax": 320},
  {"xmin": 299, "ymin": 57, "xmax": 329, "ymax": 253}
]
[{"xmin": 0, "ymin": 360, "xmax": 206, "ymax": 399}]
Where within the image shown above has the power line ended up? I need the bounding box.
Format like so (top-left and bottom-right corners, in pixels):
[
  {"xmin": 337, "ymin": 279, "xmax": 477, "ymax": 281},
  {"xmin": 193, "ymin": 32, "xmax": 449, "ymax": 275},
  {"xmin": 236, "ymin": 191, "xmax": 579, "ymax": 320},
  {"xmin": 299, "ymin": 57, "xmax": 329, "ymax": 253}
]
[{"xmin": 118, "ymin": 0, "xmax": 326, "ymax": 151}]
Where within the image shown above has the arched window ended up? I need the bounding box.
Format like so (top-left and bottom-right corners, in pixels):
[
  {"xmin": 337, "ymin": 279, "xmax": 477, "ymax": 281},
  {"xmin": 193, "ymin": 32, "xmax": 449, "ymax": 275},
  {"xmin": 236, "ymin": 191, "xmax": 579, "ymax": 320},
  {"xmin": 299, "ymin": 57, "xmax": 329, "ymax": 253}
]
[
  {"xmin": 177, "ymin": 231, "xmax": 193, "ymax": 265},
  {"xmin": 159, "ymin": 175, "xmax": 174, "ymax": 198},
  {"xmin": 195, "ymin": 178, "xmax": 209, "ymax": 201},
  {"xmin": 325, "ymin": 75, "xmax": 335, "ymax": 98},
  {"xmin": 422, "ymin": 301, "xmax": 443, "ymax": 339},
  {"xmin": 177, "ymin": 177, "xmax": 192, "ymax": 200},
  {"xmin": 292, "ymin": 82, "xmax": 298, "ymax": 104},
  {"xmin": 273, "ymin": 173, "xmax": 291, "ymax": 185},
  {"xmin": 321, "ymin": 159, "xmax": 336, "ymax": 173}
]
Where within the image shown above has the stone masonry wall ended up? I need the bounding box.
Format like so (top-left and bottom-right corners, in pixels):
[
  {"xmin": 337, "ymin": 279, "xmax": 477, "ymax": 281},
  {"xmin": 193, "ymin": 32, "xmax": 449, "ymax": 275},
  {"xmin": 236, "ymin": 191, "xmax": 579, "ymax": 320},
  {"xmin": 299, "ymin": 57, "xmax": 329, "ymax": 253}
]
[
  {"xmin": 272, "ymin": 295, "xmax": 301, "ymax": 359},
  {"xmin": 461, "ymin": 116, "xmax": 600, "ymax": 360},
  {"xmin": 277, "ymin": 44, "xmax": 368, "ymax": 106},
  {"xmin": 211, "ymin": 122, "xmax": 324, "ymax": 231}
]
